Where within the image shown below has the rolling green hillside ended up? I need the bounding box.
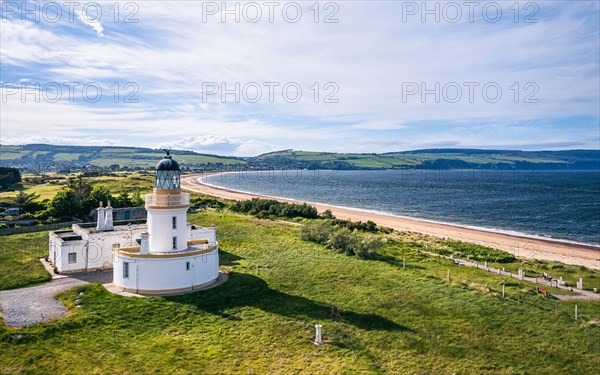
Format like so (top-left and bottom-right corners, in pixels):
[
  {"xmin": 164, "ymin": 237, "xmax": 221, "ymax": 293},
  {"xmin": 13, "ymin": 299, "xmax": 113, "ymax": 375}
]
[
  {"xmin": 252, "ymin": 149, "xmax": 600, "ymax": 170},
  {"xmin": 0, "ymin": 144, "xmax": 246, "ymax": 171},
  {"xmin": 1, "ymin": 144, "xmax": 598, "ymax": 171}
]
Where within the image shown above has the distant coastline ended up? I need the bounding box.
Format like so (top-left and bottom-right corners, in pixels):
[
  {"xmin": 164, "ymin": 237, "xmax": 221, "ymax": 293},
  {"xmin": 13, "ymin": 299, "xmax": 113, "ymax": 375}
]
[{"xmin": 182, "ymin": 173, "xmax": 600, "ymax": 270}]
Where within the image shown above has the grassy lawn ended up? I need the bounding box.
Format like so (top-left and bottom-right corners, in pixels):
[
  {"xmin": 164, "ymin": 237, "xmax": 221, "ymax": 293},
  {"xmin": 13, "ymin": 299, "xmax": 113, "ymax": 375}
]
[
  {"xmin": 0, "ymin": 172, "xmax": 156, "ymax": 204},
  {"xmin": 0, "ymin": 231, "xmax": 51, "ymax": 290},
  {"xmin": 1, "ymin": 210, "xmax": 599, "ymax": 374}
]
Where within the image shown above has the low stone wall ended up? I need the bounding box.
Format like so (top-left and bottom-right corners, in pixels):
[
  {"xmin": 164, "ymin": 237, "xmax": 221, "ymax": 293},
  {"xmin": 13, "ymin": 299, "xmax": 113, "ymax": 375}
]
[{"xmin": 0, "ymin": 221, "xmax": 81, "ymax": 236}]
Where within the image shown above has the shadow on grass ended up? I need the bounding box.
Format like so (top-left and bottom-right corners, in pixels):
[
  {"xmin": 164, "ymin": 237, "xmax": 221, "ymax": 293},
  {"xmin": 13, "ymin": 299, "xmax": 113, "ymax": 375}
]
[
  {"xmin": 167, "ymin": 272, "xmax": 409, "ymax": 332},
  {"xmin": 218, "ymin": 249, "xmax": 244, "ymax": 266}
]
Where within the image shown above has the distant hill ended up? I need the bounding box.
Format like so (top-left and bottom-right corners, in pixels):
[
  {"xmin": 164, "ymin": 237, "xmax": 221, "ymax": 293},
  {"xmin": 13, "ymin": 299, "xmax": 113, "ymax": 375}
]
[
  {"xmin": 250, "ymin": 149, "xmax": 600, "ymax": 170},
  {"xmin": 1, "ymin": 144, "xmax": 599, "ymax": 171},
  {"xmin": 0, "ymin": 144, "xmax": 245, "ymax": 172}
]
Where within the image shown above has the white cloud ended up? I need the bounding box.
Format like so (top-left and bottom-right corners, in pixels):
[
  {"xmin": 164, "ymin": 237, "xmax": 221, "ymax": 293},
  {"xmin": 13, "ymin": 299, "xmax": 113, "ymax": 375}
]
[
  {"xmin": 75, "ymin": 10, "xmax": 104, "ymax": 37},
  {"xmin": 157, "ymin": 136, "xmax": 273, "ymax": 156},
  {"xmin": 0, "ymin": 2, "xmax": 598, "ymax": 153},
  {"xmin": 1, "ymin": 135, "xmax": 119, "ymax": 146}
]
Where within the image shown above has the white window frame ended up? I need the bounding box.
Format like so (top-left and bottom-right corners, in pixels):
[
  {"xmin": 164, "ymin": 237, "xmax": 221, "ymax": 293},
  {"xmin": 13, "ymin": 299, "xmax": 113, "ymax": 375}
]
[{"xmin": 68, "ymin": 252, "xmax": 77, "ymax": 264}]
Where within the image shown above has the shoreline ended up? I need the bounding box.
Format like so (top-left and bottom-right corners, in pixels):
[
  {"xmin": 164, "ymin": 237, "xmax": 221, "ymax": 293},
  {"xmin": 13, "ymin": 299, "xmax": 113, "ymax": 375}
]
[{"xmin": 181, "ymin": 173, "xmax": 600, "ymax": 270}]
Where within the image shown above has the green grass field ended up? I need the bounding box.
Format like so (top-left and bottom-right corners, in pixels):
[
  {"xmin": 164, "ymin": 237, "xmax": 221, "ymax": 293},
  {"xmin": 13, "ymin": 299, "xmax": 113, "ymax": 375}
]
[
  {"xmin": 1, "ymin": 210, "xmax": 599, "ymax": 374},
  {"xmin": 0, "ymin": 231, "xmax": 51, "ymax": 290},
  {"xmin": 0, "ymin": 172, "xmax": 156, "ymax": 205}
]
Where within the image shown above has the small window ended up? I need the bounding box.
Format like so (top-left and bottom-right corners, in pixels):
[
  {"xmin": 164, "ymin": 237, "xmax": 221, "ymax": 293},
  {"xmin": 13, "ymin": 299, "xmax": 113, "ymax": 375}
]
[
  {"xmin": 112, "ymin": 243, "xmax": 120, "ymax": 249},
  {"xmin": 172, "ymin": 216, "xmax": 177, "ymax": 229},
  {"xmin": 68, "ymin": 252, "xmax": 77, "ymax": 263},
  {"xmin": 123, "ymin": 262, "xmax": 129, "ymax": 278},
  {"xmin": 186, "ymin": 261, "xmax": 191, "ymax": 271},
  {"xmin": 172, "ymin": 236, "xmax": 177, "ymax": 250}
]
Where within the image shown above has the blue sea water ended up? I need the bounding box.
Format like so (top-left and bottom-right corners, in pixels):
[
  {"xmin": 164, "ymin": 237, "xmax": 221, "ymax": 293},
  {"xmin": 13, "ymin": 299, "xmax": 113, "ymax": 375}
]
[{"xmin": 203, "ymin": 170, "xmax": 600, "ymax": 245}]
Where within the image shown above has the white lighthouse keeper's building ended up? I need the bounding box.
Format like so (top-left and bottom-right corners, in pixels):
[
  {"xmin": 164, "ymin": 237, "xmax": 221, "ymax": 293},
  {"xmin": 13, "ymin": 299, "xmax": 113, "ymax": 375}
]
[{"xmin": 112, "ymin": 152, "xmax": 220, "ymax": 294}]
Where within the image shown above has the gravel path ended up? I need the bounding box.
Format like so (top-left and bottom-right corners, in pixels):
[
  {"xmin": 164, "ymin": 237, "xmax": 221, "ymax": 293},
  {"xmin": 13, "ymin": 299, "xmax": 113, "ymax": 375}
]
[{"xmin": 0, "ymin": 271, "xmax": 112, "ymax": 328}]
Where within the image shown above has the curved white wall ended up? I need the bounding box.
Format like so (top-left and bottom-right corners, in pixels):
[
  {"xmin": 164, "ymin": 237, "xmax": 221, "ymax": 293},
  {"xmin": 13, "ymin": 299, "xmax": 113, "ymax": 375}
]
[
  {"xmin": 147, "ymin": 207, "xmax": 188, "ymax": 252},
  {"xmin": 113, "ymin": 249, "xmax": 219, "ymax": 294}
]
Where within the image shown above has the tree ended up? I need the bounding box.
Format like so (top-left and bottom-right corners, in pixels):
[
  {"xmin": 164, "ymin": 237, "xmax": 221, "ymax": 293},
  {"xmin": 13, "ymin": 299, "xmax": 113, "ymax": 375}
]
[
  {"xmin": 87, "ymin": 184, "xmax": 114, "ymax": 209},
  {"xmin": 118, "ymin": 192, "xmax": 133, "ymax": 207},
  {"xmin": 66, "ymin": 175, "xmax": 92, "ymax": 202},
  {"xmin": 131, "ymin": 188, "xmax": 144, "ymax": 206},
  {"xmin": 0, "ymin": 167, "xmax": 21, "ymax": 188},
  {"xmin": 15, "ymin": 191, "xmax": 41, "ymax": 212},
  {"xmin": 49, "ymin": 188, "xmax": 80, "ymax": 219}
]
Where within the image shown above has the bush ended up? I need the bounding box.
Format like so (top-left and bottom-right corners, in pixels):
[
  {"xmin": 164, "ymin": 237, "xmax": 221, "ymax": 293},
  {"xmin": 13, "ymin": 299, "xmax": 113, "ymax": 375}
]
[
  {"xmin": 329, "ymin": 219, "xmax": 378, "ymax": 233},
  {"xmin": 353, "ymin": 237, "xmax": 383, "ymax": 259},
  {"xmin": 300, "ymin": 222, "xmax": 330, "ymax": 244},
  {"xmin": 441, "ymin": 241, "xmax": 516, "ymax": 263},
  {"xmin": 327, "ymin": 228, "xmax": 354, "ymax": 255},
  {"xmin": 300, "ymin": 221, "xmax": 383, "ymax": 259},
  {"xmin": 231, "ymin": 198, "xmax": 319, "ymax": 220}
]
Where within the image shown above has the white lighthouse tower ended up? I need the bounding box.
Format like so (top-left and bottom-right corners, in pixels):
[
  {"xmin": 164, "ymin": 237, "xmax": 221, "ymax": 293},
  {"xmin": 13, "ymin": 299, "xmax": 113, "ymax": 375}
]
[
  {"xmin": 112, "ymin": 151, "xmax": 220, "ymax": 294},
  {"xmin": 146, "ymin": 151, "xmax": 188, "ymax": 253}
]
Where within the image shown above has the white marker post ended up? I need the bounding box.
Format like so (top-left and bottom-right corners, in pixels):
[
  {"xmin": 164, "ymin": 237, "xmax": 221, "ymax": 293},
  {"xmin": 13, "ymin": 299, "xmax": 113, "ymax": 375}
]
[
  {"xmin": 314, "ymin": 324, "xmax": 323, "ymax": 345},
  {"xmin": 502, "ymin": 285, "xmax": 505, "ymax": 298},
  {"xmin": 575, "ymin": 305, "xmax": 578, "ymax": 320}
]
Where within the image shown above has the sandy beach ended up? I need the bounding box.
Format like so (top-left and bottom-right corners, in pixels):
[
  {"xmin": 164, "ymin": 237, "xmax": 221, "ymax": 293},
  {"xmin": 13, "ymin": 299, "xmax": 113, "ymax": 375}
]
[{"xmin": 181, "ymin": 174, "xmax": 600, "ymax": 270}]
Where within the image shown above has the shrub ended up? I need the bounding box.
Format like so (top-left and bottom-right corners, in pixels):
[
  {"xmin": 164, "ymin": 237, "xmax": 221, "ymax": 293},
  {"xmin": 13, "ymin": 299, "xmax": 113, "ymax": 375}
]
[
  {"xmin": 300, "ymin": 221, "xmax": 383, "ymax": 259},
  {"xmin": 329, "ymin": 219, "xmax": 378, "ymax": 233},
  {"xmin": 442, "ymin": 241, "xmax": 516, "ymax": 263},
  {"xmin": 353, "ymin": 237, "xmax": 383, "ymax": 259},
  {"xmin": 327, "ymin": 228, "xmax": 354, "ymax": 255},
  {"xmin": 300, "ymin": 222, "xmax": 330, "ymax": 244},
  {"xmin": 231, "ymin": 198, "xmax": 319, "ymax": 220},
  {"xmin": 321, "ymin": 209, "xmax": 335, "ymax": 219}
]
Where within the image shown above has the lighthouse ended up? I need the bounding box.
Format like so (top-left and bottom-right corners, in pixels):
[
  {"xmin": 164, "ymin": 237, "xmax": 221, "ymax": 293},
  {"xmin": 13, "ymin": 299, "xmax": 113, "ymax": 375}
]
[
  {"xmin": 146, "ymin": 151, "xmax": 189, "ymax": 253},
  {"xmin": 111, "ymin": 151, "xmax": 220, "ymax": 295}
]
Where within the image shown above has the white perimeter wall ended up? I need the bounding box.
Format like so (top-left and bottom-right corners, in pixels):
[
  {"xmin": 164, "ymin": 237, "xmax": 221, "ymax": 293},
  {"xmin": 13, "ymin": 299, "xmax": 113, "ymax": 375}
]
[
  {"xmin": 113, "ymin": 249, "xmax": 219, "ymax": 292},
  {"xmin": 189, "ymin": 227, "xmax": 216, "ymax": 244}
]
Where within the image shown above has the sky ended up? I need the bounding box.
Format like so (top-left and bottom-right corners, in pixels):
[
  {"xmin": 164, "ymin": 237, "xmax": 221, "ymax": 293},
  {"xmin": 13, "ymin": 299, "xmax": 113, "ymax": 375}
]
[{"xmin": 1, "ymin": 0, "xmax": 599, "ymax": 156}]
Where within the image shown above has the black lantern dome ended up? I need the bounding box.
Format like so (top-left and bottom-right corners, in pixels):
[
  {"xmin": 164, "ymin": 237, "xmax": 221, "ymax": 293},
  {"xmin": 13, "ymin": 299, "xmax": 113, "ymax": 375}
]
[
  {"xmin": 156, "ymin": 155, "xmax": 180, "ymax": 171},
  {"xmin": 155, "ymin": 150, "xmax": 181, "ymax": 189}
]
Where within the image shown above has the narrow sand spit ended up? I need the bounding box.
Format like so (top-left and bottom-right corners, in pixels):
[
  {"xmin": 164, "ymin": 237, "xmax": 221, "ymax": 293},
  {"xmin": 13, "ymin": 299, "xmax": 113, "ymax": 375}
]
[{"xmin": 181, "ymin": 174, "xmax": 600, "ymax": 270}]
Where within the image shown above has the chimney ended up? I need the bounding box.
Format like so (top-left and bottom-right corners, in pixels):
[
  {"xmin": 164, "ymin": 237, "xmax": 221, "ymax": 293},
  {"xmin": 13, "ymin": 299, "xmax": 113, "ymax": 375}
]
[
  {"xmin": 104, "ymin": 200, "xmax": 114, "ymax": 230},
  {"xmin": 140, "ymin": 233, "xmax": 149, "ymax": 254},
  {"xmin": 96, "ymin": 201, "xmax": 105, "ymax": 231}
]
